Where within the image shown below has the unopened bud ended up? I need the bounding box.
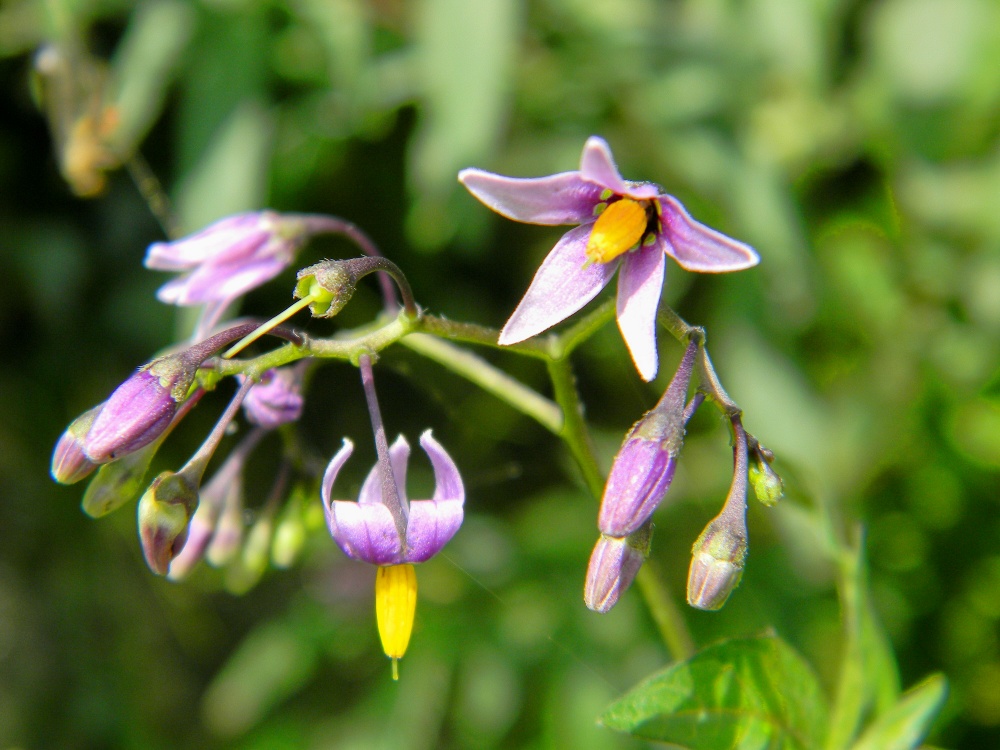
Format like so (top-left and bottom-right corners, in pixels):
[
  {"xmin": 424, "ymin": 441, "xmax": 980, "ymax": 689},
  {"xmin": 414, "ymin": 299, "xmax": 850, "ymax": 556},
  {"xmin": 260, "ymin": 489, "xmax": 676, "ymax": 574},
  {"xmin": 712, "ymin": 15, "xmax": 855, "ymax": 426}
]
[
  {"xmin": 137, "ymin": 471, "xmax": 199, "ymax": 576},
  {"xmin": 295, "ymin": 260, "xmax": 357, "ymax": 317},
  {"xmin": 83, "ymin": 355, "xmax": 198, "ymax": 463},
  {"xmin": 748, "ymin": 456, "xmax": 783, "ymax": 507},
  {"xmin": 81, "ymin": 439, "xmax": 161, "ymax": 518},
  {"xmin": 205, "ymin": 484, "xmax": 244, "ymax": 567},
  {"xmin": 241, "ymin": 366, "xmax": 304, "ymax": 428},
  {"xmin": 686, "ymin": 516, "xmax": 747, "ymax": 611},
  {"xmin": 271, "ymin": 494, "xmax": 306, "ymax": 569},
  {"xmin": 584, "ymin": 524, "xmax": 652, "ymax": 613},
  {"xmin": 224, "ymin": 513, "xmax": 273, "ymax": 594},
  {"xmin": 51, "ymin": 405, "xmax": 102, "ymax": 484}
]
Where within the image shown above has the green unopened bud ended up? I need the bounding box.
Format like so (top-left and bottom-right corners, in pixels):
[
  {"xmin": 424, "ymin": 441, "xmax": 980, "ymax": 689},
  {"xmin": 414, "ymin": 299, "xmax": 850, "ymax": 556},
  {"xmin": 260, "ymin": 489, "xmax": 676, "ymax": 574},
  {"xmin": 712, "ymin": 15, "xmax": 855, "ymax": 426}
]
[
  {"xmin": 137, "ymin": 471, "xmax": 199, "ymax": 576},
  {"xmin": 81, "ymin": 439, "xmax": 160, "ymax": 518},
  {"xmin": 224, "ymin": 513, "xmax": 273, "ymax": 594},
  {"xmin": 295, "ymin": 261, "xmax": 357, "ymax": 317},
  {"xmin": 687, "ymin": 516, "xmax": 747, "ymax": 611},
  {"xmin": 748, "ymin": 458, "xmax": 784, "ymax": 506},
  {"xmin": 271, "ymin": 493, "xmax": 306, "ymax": 569}
]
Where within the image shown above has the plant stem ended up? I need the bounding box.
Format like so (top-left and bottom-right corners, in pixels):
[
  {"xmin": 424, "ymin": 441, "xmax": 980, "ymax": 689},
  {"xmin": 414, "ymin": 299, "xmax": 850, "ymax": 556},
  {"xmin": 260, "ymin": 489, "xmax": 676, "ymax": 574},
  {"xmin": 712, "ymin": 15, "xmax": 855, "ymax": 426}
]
[
  {"xmin": 635, "ymin": 563, "xmax": 696, "ymax": 661},
  {"xmin": 401, "ymin": 333, "xmax": 562, "ymax": 434}
]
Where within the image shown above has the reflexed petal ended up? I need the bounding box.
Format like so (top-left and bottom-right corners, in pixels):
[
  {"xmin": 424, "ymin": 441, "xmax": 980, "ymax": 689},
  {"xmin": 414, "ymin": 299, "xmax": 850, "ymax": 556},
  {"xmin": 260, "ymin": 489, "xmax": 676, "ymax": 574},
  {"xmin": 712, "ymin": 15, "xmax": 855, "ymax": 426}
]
[
  {"xmin": 326, "ymin": 501, "xmax": 404, "ymax": 565},
  {"xmin": 499, "ymin": 224, "xmax": 618, "ymax": 345},
  {"xmin": 458, "ymin": 169, "xmax": 602, "ymax": 225},
  {"xmin": 403, "ymin": 499, "xmax": 464, "ymax": 563},
  {"xmin": 358, "ymin": 435, "xmax": 410, "ymax": 507},
  {"xmin": 420, "ymin": 431, "xmax": 464, "ymax": 504},
  {"xmin": 658, "ymin": 195, "xmax": 759, "ymax": 272},
  {"xmin": 580, "ymin": 136, "xmax": 627, "ymax": 193},
  {"xmin": 616, "ymin": 245, "xmax": 666, "ymax": 382},
  {"xmin": 320, "ymin": 439, "xmax": 354, "ymax": 507}
]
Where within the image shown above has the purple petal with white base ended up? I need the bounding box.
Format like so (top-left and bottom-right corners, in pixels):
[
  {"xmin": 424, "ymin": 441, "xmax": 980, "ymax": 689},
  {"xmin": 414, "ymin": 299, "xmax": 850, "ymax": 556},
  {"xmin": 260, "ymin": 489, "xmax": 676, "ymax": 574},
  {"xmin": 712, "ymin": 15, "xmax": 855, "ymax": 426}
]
[
  {"xmin": 498, "ymin": 224, "xmax": 618, "ymax": 345},
  {"xmin": 616, "ymin": 245, "xmax": 666, "ymax": 382},
  {"xmin": 403, "ymin": 431, "xmax": 465, "ymax": 563},
  {"xmin": 145, "ymin": 214, "xmax": 266, "ymax": 270}
]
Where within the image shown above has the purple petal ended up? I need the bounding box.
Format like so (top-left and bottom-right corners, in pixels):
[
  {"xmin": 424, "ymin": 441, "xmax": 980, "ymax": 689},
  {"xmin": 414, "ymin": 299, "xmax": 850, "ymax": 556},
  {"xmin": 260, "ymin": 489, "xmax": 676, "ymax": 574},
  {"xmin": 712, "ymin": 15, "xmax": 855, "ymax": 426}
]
[
  {"xmin": 402, "ymin": 499, "xmax": 464, "ymax": 563},
  {"xmin": 326, "ymin": 501, "xmax": 404, "ymax": 565},
  {"xmin": 616, "ymin": 245, "xmax": 666, "ymax": 382},
  {"xmin": 358, "ymin": 435, "xmax": 410, "ymax": 507},
  {"xmin": 84, "ymin": 370, "xmax": 178, "ymax": 463},
  {"xmin": 580, "ymin": 137, "xmax": 627, "ymax": 193},
  {"xmin": 583, "ymin": 535, "xmax": 646, "ymax": 613},
  {"xmin": 598, "ymin": 438, "xmax": 677, "ymax": 537},
  {"xmin": 658, "ymin": 195, "xmax": 759, "ymax": 272},
  {"xmin": 144, "ymin": 213, "xmax": 264, "ymax": 271},
  {"xmin": 320, "ymin": 439, "xmax": 354, "ymax": 507},
  {"xmin": 498, "ymin": 224, "xmax": 618, "ymax": 345},
  {"xmin": 156, "ymin": 255, "xmax": 289, "ymax": 306},
  {"xmin": 458, "ymin": 169, "xmax": 602, "ymax": 225},
  {"xmin": 420, "ymin": 431, "xmax": 464, "ymax": 504}
]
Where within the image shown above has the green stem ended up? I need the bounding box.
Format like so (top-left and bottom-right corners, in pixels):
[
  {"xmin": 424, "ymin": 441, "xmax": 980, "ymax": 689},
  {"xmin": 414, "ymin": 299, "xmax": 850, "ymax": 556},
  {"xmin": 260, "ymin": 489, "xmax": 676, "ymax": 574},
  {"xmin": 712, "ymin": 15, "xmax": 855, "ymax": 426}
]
[
  {"xmin": 401, "ymin": 333, "xmax": 563, "ymax": 435},
  {"xmin": 416, "ymin": 314, "xmax": 551, "ymax": 359},
  {"xmin": 553, "ymin": 298, "xmax": 616, "ymax": 358},
  {"xmin": 635, "ymin": 563, "xmax": 696, "ymax": 661}
]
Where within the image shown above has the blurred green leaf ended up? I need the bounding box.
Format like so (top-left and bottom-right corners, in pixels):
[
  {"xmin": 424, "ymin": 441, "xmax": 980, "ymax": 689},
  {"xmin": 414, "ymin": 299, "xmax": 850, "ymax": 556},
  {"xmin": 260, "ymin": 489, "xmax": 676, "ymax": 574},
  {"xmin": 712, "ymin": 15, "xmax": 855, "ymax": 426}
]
[
  {"xmin": 600, "ymin": 635, "xmax": 828, "ymax": 749},
  {"xmin": 849, "ymin": 674, "xmax": 948, "ymax": 750}
]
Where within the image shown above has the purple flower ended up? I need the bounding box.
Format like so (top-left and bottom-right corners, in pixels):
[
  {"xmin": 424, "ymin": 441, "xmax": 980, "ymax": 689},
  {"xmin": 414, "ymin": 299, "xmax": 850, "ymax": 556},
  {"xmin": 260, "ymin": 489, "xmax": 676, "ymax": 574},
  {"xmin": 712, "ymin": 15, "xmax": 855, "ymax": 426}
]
[
  {"xmin": 51, "ymin": 405, "xmax": 101, "ymax": 484},
  {"xmin": 145, "ymin": 212, "xmax": 309, "ymax": 335},
  {"xmin": 459, "ymin": 137, "xmax": 758, "ymax": 380},
  {"xmin": 321, "ymin": 431, "xmax": 464, "ymax": 566},
  {"xmin": 240, "ymin": 367, "xmax": 304, "ymax": 429}
]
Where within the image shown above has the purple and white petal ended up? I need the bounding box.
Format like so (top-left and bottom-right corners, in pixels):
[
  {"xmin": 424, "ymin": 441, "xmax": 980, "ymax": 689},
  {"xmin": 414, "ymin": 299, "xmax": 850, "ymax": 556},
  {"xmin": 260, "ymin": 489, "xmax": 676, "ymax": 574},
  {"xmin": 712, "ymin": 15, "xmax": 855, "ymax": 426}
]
[
  {"xmin": 326, "ymin": 500, "xmax": 404, "ymax": 565},
  {"xmin": 402, "ymin": 499, "xmax": 464, "ymax": 563},
  {"xmin": 459, "ymin": 169, "xmax": 602, "ymax": 225},
  {"xmin": 419, "ymin": 431, "xmax": 464, "ymax": 504},
  {"xmin": 358, "ymin": 435, "xmax": 410, "ymax": 507},
  {"xmin": 320, "ymin": 439, "xmax": 354, "ymax": 507},
  {"xmin": 499, "ymin": 224, "xmax": 618, "ymax": 345},
  {"xmin": 616, "ymin": 244, "xmax": 666, "ymax": 382},
  {"xmin": 658, "ymin": 195, "xmax": 759, "ymax": 272},
  {"xmin": 580, "ymin": 137, "xmax": 628, "ymax": 193}
]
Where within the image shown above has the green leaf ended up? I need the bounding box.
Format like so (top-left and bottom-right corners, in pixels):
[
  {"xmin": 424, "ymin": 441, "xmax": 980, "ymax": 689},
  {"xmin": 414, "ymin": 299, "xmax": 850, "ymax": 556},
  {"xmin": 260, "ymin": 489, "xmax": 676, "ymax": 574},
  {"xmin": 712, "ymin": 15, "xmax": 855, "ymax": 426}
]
[
  {"xmin": 849, "ymin": 674, "xmax": 948, "ymax": 750},
  {"xmin": 600, "ymin": 635, "xmax": 828, "ymax": 750}
]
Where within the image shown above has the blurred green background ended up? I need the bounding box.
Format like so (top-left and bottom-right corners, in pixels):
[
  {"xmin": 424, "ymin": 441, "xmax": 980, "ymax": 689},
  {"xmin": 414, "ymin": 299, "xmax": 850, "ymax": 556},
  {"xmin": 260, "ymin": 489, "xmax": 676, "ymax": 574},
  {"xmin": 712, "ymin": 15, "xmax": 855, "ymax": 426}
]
[{"xmin": 2, "ymin": 0, "xmax": 1000, "ymax": 747}]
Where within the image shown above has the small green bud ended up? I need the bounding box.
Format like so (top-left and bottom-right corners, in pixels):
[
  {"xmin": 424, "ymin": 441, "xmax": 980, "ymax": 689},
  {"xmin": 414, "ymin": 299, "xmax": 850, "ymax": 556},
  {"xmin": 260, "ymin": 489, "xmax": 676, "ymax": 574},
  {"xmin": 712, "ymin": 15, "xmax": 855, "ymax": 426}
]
[
  {"xmin": 271, "ymin": 495, "xmax": 306, "ymax": 569},
  {"xmin": 224, "ymin": 514, "xmax": 273, "ymax": 595},
  {"xmin": 81, "ymin": 439, "xmax": 160, "ymax": 518},
  {"xmin": 748, "ymin": 456, "xmax": 783, "ymax": 507}
]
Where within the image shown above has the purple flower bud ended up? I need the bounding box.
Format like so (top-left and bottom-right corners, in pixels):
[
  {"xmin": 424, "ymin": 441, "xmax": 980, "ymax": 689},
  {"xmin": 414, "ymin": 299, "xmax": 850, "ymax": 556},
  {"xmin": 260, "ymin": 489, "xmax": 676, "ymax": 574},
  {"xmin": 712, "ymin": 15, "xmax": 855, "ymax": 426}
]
[
  {"xmin": 584, "ymin": 526, "xmax": 652, "ymax": 613},
  {"xmin": 597, "ymin": 342, "xmax": 697, "ymax": 536},
  {"xmin": 83, "ymin": 355, "xmax": 199, "ymax": 464},
  {"xmin": 137, "ymin": 471, "xmax": 199, "ymax": 576},
  {"xmin": 145, "ymin": 211, "xmax": 309, "ymax": 307},
  {"xmin": 322, "ymin": 431, "xmax": 464, "ymax": 566},
  {"xmin": 241, "ymin": 367, "xmax": 304, "ymax": 429},
  {"xmin": 51, "ymin": 405, "xmax": 102, "ymax": 484}
]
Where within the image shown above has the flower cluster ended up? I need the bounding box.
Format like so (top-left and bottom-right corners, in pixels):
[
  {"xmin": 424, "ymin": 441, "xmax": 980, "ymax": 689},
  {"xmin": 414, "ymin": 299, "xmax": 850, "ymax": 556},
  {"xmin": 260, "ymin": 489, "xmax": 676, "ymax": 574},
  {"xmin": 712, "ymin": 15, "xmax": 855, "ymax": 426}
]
[{"xmin": 52, "ymin": 135, "xmax": 774, "ymax": 679}]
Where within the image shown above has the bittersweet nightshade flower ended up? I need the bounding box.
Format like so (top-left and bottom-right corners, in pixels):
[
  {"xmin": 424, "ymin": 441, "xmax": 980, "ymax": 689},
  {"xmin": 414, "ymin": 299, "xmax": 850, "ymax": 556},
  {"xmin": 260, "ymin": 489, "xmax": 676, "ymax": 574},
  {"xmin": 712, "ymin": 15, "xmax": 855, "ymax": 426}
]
[
  {"xmin": 459, "ymin": 137, "xmax": 758, "ymax": 380},
  {"xmin": 598, "ymin": 341, "xmax": 698, "ymax": 536}
]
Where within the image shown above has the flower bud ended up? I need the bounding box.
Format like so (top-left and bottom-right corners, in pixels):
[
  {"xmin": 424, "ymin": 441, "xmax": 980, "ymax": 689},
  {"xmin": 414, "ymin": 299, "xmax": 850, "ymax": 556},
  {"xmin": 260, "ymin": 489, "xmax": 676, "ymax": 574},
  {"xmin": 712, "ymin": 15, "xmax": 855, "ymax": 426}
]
[
  {"xmin": 81, "ymin": 439, "xmax": 159, "ymax": 518},
  {"xmin": 748, "ymin": 456, "xmax": 783, "ymax": 507},
  {"xmin": 206, "ymin": 482, "xmax": 244, "ymax": 567},
  {"xmin": 51, "ymin": 405, "xmax": 102, "ymax": 484},
  {"xmin": 83, "ymin": 354, "xmax": 199, "ymax": 463},
  {"xmin": 241, "ymin": 367, "xmax": 304, "ymax": 429},
  {"xmin": 597, "ymin": 342, "xmax": 696, "ymax": 537},
  {"xmin": 295, "ymin": 260, "xmax": 357, "ymax": 318},
  {"xmin": 271, "ymin": 492, "xmax": 307, "ymax": 569},
  {"xmin": 137, "ymin": 471, "xmax": 199, "ymax": 576},
  {"xmin": 686, "ymin": 516, "xmax": 747, "ymax": 611},
  {"xmin": 584, "ymin": 524, "xmax": 652, "ymax": 613},
  {"xmin": 224, "ymin": 513, "xmax": 273, "ymax": 595}
]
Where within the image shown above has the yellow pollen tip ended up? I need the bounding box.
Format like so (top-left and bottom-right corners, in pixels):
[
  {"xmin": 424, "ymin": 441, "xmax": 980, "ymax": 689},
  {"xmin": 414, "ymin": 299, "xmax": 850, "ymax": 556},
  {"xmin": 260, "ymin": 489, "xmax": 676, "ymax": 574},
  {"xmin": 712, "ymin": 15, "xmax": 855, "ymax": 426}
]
[
  {"xmin": 585, "ymin": 198, "xmax": 648, "ymax": 265},
  {"xmin": 375, "ymin": 564, "xmax": 417, "ymax": 671}
]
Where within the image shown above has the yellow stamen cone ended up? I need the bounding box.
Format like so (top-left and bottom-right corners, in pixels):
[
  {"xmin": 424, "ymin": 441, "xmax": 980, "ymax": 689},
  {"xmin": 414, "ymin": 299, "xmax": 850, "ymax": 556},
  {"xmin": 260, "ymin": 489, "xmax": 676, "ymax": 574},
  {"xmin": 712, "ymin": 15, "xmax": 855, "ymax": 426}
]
[
  {"xmin": 375, "ymin": 563, "xmax": 417, "ymax": 679},
  {"xmin": 585, "ymin": 198, "xmax": 648, "ymax": 265}
]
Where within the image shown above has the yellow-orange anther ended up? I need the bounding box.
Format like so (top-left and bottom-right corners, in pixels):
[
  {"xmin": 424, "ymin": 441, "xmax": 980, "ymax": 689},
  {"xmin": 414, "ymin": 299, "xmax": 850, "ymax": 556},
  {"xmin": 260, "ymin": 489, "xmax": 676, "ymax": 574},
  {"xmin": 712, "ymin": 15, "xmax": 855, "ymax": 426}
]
[
  {"xmin": 375, "ymin": 563, "xmax": 417, "ymax": 679},
  {"xmin": 585, "ymin": 198, "xmax": 648, "ymax": 264}
]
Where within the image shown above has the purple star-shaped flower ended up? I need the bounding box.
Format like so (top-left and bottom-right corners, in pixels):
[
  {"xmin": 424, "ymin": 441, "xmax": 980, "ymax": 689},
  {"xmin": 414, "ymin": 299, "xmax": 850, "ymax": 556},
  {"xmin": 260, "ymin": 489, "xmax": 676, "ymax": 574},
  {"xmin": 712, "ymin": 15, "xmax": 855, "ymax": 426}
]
[
  {"xmin": 321, "ymin": 431, "xmax": 464, "ymax": 566},
  {"xmin": 459, "ymin": 137, "xmax": 759, "ymax": 380}
]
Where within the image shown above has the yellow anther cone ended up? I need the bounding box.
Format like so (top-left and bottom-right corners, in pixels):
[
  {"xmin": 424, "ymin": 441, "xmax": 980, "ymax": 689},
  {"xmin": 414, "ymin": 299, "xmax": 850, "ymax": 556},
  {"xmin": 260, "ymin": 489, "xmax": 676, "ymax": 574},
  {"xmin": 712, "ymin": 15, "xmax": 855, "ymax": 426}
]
[
  {"xmin": 585, "ymin": 198, "xmax": 647, "ymax": 264},
  {"xmin": 375, "ymin": 563, "xmax": 417, "ymax": 679}
]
